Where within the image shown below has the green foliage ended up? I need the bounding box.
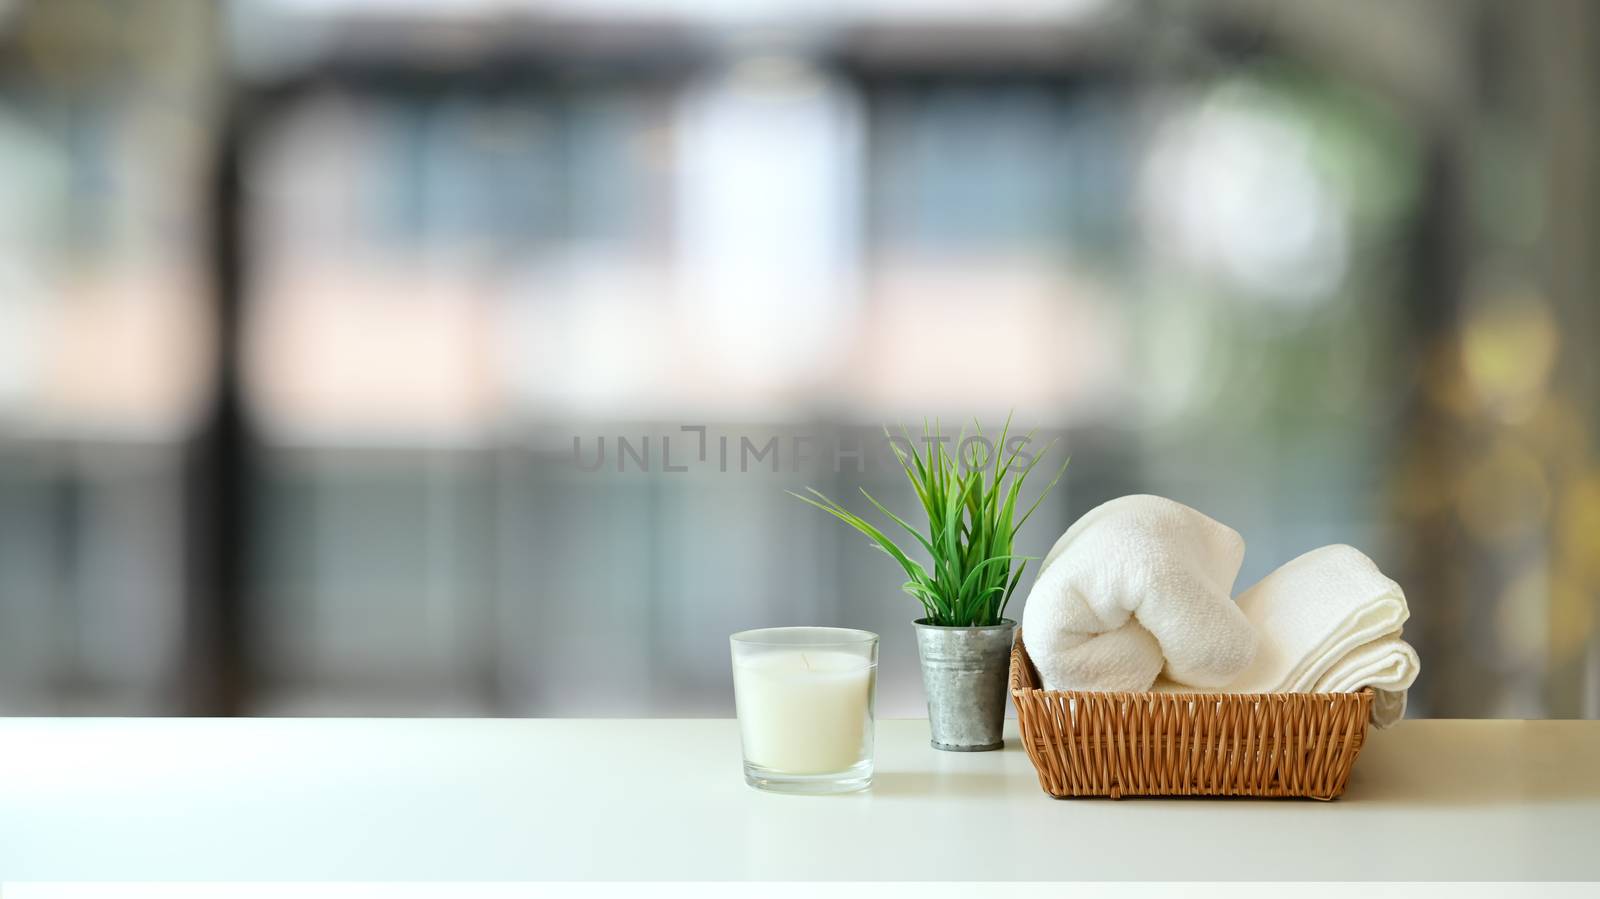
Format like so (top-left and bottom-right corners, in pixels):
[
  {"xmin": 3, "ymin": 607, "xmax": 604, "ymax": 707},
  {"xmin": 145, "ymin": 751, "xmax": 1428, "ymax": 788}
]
[{"xmin": 791, "ymin": 417, "xmax": 1067, "ymax": 628}]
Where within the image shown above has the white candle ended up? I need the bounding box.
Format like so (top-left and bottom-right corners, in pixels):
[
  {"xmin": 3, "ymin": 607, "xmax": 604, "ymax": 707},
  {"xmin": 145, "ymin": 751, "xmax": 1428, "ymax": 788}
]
[{"xmin": 733, "ymin": 648, "xmax": 875, "ymax": 775}]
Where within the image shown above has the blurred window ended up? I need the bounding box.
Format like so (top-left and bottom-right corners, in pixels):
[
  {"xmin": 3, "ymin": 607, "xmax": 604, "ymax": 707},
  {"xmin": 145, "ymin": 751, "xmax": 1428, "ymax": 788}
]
[{"xmin": 0, "ymin": 0, "xmax": 213, "ymax": 713}]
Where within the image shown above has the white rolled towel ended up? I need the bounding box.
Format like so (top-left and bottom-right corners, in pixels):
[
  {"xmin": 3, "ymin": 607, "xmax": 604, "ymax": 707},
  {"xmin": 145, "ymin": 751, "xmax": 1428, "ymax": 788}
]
[
  {"xmin": 1021, "ymin": 495, "xmax": 1257, "ymax": 692},
  {"xmin": 1220, "ymin": 544, "xmax": 1419, "ymax": 727}
]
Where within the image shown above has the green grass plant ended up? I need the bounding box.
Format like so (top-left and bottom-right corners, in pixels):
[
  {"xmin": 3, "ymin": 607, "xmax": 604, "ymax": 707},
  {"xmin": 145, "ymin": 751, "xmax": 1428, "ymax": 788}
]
[{"xmin": 791, "ymin": 417, "xmax": 1067, "ymax": 627}]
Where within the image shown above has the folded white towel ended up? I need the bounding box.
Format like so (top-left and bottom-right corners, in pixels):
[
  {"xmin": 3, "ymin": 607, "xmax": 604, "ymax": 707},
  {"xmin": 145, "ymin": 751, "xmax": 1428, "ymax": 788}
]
[
  {"xmin": 1311, "ymin": 635, "xmax": 1420, "ymax": 726},
  {"xmin": 1369, "ymin": 685, "xmax": 1408, "ymax": 727},
  {"xmin": 1311, "ymin": 634, "xmax": 1421, "ymax": 693},
  {"xmin": 1021, "ymin": 495, "xmax": 1257, "ymax": 692},
  {"xmin": 1222, "ymin": 544, "xmax": 1418, "ymax": 726}
]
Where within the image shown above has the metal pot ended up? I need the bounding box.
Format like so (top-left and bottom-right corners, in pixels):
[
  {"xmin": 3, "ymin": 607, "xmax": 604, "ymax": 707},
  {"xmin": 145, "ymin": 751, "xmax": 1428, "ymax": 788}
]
[{"xmin": 912, "ymin": 618, "xmax": 1017, "ymax": 751}]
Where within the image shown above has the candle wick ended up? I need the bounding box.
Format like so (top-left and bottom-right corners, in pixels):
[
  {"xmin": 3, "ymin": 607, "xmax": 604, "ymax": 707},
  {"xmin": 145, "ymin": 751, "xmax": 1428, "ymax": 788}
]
[{"xmin": 801, "ymin": 652, "xmax": 812, "ymax": 671}]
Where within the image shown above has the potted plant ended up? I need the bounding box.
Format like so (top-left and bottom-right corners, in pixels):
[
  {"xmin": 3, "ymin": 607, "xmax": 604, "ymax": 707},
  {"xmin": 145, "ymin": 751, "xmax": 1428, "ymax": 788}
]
[{"xmin": 792, "ymin": 419, "xmax": 1066, "ymax": 751}]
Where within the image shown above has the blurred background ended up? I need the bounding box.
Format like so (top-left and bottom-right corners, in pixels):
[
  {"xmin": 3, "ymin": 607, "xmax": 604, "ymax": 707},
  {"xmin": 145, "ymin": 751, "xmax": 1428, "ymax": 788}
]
[{"xmin": 0, "ymin": 0, "xmax": 1595, "ymax": 719}]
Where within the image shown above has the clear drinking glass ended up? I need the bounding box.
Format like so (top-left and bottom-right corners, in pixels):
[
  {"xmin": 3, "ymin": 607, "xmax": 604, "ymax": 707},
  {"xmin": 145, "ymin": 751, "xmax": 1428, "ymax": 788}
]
[{"xmin": 730, "ymin": 627, "xmax": 879, "ymax": 794}]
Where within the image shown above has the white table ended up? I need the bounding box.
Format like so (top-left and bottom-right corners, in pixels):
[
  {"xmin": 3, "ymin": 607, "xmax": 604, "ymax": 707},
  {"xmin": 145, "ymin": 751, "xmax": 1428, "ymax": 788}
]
[{"xmin": 0, "ymin": 718, "xmax": 1595, "ymax": 880}]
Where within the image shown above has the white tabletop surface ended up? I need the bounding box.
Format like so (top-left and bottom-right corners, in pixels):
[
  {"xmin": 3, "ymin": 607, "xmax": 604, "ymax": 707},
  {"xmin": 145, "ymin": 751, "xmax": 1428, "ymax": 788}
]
[{"xmin": 0, "ymin": 717, "xmax": 1596, "ymax": 880}]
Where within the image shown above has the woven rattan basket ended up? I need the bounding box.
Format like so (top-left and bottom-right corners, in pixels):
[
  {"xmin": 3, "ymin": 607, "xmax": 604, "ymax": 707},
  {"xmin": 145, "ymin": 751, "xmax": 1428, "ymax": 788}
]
[{"xmin": 1010, "ymin": 631, "xmax": 1373, "ymax": 799}]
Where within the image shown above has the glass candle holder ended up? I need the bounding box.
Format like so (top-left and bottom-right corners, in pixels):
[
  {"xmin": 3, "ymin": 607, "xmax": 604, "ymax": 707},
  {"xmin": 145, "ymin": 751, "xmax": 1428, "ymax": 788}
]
[{"xmin": 730, "ymin": 627, "xmax": 879, "ymax": 794}]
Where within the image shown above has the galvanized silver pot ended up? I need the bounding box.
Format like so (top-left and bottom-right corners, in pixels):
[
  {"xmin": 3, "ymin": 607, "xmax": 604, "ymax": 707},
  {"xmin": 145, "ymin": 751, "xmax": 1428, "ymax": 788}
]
[{"xmin": 913, "ymin": 618, "xmax": 1017, "ymax": 751}]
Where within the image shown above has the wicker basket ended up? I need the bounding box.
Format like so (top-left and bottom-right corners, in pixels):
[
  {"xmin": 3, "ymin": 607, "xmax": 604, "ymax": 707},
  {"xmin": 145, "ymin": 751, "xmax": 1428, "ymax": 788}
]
[{"xmin": 1010, "ymin": 631, "xmax": 1373, "ymax": 800}]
